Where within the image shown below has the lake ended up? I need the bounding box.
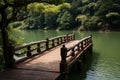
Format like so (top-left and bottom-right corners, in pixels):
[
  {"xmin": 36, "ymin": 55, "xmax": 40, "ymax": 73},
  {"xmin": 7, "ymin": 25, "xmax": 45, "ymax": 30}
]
[{"xmin": 1, "ymin": 30, "xmax": 120, "ymax": 80}]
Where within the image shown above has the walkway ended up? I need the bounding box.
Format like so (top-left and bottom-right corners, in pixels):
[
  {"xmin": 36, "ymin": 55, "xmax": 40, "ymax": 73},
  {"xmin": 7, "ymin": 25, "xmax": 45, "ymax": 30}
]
[{"xmin": 0, "ymin": 40, "xmax": 79, "ymax": 80}]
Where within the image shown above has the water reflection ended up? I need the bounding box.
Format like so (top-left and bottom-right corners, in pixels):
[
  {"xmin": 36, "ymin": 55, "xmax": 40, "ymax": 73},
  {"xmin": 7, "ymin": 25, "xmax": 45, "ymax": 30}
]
[
  {"xmin": 68, "ymin": 31, "xmax": 120, "ymax": 80},
  {"xmin": 68, "ymin": 51, "xmax": 100, "ymax": 80}
]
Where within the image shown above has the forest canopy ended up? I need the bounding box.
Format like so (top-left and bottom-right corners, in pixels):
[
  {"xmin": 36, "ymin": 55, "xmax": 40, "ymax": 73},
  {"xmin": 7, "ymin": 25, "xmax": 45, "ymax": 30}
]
[{"xmin": 8, "ymin": 0, "xmax": 120, "ymax": 31}]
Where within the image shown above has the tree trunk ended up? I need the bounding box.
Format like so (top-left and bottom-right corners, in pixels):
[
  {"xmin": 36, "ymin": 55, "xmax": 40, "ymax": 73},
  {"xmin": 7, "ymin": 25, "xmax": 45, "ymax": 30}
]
[
  {"xmin": 0, "ymin": 5, "xmax": 13, "ymax": 68},
  {"xmin": 1, "ymin": 24, "xmax": 10, "ymax": 68}
]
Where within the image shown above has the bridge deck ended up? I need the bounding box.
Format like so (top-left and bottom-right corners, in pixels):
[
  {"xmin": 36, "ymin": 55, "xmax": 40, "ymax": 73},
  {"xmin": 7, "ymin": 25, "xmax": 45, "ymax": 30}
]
[{"xmin": 0, "ymin": 40, "xmax": 79, "ymax": 80}]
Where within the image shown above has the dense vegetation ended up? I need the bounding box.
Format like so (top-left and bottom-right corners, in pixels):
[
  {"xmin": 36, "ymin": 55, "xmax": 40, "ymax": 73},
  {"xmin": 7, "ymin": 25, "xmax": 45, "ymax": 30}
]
[
  {"xmin": 0, "ymin": 0, "xmax": 65, "ymax": 68},
  {"xmin": 11, "ymin": 0, "xmax": 120, "ymax": 31}
]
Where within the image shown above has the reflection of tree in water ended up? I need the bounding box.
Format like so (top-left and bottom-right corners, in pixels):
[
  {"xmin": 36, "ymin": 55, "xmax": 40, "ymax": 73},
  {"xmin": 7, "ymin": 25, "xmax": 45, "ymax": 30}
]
[{"xmin": 68, "ymin": 51, "xmax": 100, "ymax": 80}]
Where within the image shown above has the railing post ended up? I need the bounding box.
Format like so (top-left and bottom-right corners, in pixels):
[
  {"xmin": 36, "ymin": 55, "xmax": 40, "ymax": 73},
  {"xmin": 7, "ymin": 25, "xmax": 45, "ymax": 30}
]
[
  {"xmin": 46, "ymin": 38, "xmax": 49, "ymax": 50},
  {"xmin": 66, "ymin": 34, "xmax": 69, "ymax": 42},
  {"xmin": 86, "ymin": 39, "xmax": 88, "ymax": 46},
  {"xmin": 60, "ymin": 37, "xmax": 63, "ymax": 44},
  {"xmin": 57, "ymin": 38, "xmax": 59, "ymax": 45},
  {"xmin": 70, "ymin": 35, "xmax": 72, "ymax": 40},
  {"xmin": 81, "ymin": 41, "xmax": 84, "ymax": 51},
  {"xmin": 52, "ymin": 39, "xmax": 55, "ymax": 47},
  {"xmin": 84, "ymin": 40, "xmax": 87, "ymax": 47},
  {"xmin": 60, "ymin": 45, "xmax": 68, "ymax": 80},
  {"xmin": 37, "ymin": 43, "xmax": 41, "ymax": 53},
  {"xmin": 7, "ymin": 42, "xmax": 15, "ymax": 68},
  {"xmin": 27, "ymin": 46, "xmax": 32, "ymax": 57},
  {"xmin": 90, "ymin": 35, "xmax": 93, "ymax": 43},
  {"xmin": 77, "ymin": 44, "xmax": 80, "ymax": 52},
  {"xmin": 73, "ymin": 34, "xmax": 75, "ymax": 40},
  {"xmin": 64, "ymin": 37, "xmax": 66, "ymax": 43},
  {"xmin": 71, "ymin": 47, "xmax": 75, "ymax": 57},
  {"xmin": 89, "ymin": 35, "xmax": 93, "ymax": 54}
]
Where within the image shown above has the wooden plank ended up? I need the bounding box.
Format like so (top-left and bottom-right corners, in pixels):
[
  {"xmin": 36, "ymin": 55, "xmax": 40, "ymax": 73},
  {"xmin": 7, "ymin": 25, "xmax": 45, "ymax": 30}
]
[{"xmin": 0, "ymin": 69, "xmax": 59, "ymax": 80}]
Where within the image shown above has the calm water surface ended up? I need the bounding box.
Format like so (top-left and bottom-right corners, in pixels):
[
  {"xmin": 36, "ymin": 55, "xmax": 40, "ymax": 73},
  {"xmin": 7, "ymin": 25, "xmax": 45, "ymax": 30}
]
[{"xmin": 2, "ymin": 30, "xmax": 120, "ymax": 80}]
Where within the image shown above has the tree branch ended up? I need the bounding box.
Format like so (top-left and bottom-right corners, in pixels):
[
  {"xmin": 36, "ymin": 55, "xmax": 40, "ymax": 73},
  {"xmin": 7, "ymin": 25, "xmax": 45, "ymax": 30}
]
[{"xmin": 7, "ymin": 7, "xmax": 20, "ymax": 23}]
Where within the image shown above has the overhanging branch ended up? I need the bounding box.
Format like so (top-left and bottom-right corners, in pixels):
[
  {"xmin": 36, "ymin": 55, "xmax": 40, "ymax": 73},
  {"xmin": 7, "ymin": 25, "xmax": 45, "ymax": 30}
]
[{"xmin": 7, "ymin": 7, "xmax": 20, "ymax": 24}]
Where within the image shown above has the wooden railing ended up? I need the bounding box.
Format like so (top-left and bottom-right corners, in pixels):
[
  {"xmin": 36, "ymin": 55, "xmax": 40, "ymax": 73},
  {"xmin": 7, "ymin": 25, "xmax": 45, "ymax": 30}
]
[
  {"xmin": 60, "ymin": 35, "xmax": 93, "ymax": 79},
  {"xmin": 7, "ymin": 34, "xmax": 75, "ymax": 65}
]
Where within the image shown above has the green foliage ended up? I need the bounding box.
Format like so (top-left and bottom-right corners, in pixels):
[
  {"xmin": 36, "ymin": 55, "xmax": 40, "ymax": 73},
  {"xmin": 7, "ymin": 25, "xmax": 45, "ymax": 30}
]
[
  {"xmin": 57, "ymin": 10, "xmax": 74, "ymax": 30},
  {"xmin": 7, "ymin": 25, "xmax": 24, "ymax": 45},
  {"xmin": 4, "ymin": 0, "xmax": 120, "ymax": 31},
  {"xmin": 76, "ymin": 15, "xmax": 100, "ymax": 31},
  {"xmin": 58, "ymin": 3, "xmax": 71, "ymax": 9},
  {"xmin": 0, "ymin": 0, "xmax": 5, "ymax": 5},
  {"xmin": 82, "ymin": 0, "xmax": 89, "ymax": 4},
  {"xmin": 105, "ymin": 12, "xmax": 120, "ymax": 29},
  {"xmin": 106, "ymin": 12, "xmax": 120, "ymax": 18},
  {"xmin": 75, "ymin": 0, "xmax": 120, "ymax": 31},
  {"xmin": 27, "ymin": 2, "xmax": 71, "ymax": 14},
  {"xmin": 76, "ymin": 15, "xmax": 88, "ymax": 25},
  {"xmin": 22, "ymin": 2, "xmax": 71, "ymax": 30},
  {"xmin": 27, "ymin": 3, "xmax": 59, "ymax": 13},
  {"xmin": 81, "ymin": 2, "xmax": 98, "ymax": 16},
  {"xmin": 9, "ymin": 21, "xmax": 23, "ymax": 28},
  {"xmin": 84, "ymin": 16, "xmax": 100, "ymax": 31}
]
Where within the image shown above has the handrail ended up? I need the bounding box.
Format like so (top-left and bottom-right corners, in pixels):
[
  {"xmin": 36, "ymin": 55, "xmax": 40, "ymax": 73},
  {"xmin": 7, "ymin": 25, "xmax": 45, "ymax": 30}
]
[
  {"xmin": 60, "ymin": 35, "xmax": 93, "ymax": 75},
  {"xmin": 7, "ymin": 34, "xmax": 75, "ymax": 64}
]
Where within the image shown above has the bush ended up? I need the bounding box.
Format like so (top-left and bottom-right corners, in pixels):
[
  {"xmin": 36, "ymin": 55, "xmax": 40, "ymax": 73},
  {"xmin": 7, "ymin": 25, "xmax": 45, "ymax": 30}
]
[{"xmin": 84, "ymin": 16, "xmax": 100, "ymax": 31}]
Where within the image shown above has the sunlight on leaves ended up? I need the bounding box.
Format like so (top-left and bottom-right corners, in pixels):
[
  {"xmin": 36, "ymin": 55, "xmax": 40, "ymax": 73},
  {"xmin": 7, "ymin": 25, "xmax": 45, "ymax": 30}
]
[
  {"xmin": 76, "ymin": 15, "xmax": 87, "ymax": 22},
  {"xmin": 27, "ymin": 2, "xmax": 71, "ymax": 14},
  {"xmin": 106, "ymin": 12, "xmax": 120, "ymax": 18}
]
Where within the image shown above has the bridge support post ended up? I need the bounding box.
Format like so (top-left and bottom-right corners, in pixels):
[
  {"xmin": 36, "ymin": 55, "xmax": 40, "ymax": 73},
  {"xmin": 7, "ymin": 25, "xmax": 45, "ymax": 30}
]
[
  {"xmin": 60, "ymin": 37, "xmax": 63, "ymax": 44},
  {"xmin": 27, "ymin": 46, "xmax": 32, "ymax": 57},
  {"xmin": 73, "ymin": 34, "xmax": 75, "ymax": 40},
  {"xmin": 82, "ymin": 51, "xmax": 86, "ymax": 62},
  {"xmin": 89, "ymin": 35, "xmax": 93, "ymax": 54},
  {"xmin": 46, "ymin": 38, "xmax": 49, "ymax": 50},
  {"xmin": 60, "ymin": 45, "xmax": 68, "ymax": 80},
  {"xmin": 57, "ymin": 38, "xmax": 60, "ymax": 45},
  {"xmin": 77, "ymin": 60, "xmax": 82, "ymax": 72},
  {"xmin": 52, "ymin": 39, "xmax": 55, "ymax": 47},
  {"xmin": 66, "ymin": 34, "xmax": 68, "ymax": 42},
  {"xmin": 37, "ymin": 43, "xmax": 41, "ymax": 53},
  {"xmin": 89, "ymin": 45, "xmax": 93, "ymax": 54},
  {"xmin": 7, "ymin": 42, "xmax": 15, "ymax": 68}
]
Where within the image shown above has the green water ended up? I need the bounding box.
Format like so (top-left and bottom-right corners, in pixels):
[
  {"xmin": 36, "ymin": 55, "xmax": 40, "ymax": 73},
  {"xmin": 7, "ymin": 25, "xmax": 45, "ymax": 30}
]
[
  {"xmin": 1, "ymin": 30, "xmax": 120, "ymax": 80},
  {"xmin": 69, "ymin": 32, "xmax": 120, "ymax": 80}
]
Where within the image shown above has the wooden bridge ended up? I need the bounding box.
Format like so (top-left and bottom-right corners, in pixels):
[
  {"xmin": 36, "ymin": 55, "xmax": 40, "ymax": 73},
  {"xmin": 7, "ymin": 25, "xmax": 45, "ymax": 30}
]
[{"xmin": 0, "ymin": 34, "xmax": 93, "ymax": 80}]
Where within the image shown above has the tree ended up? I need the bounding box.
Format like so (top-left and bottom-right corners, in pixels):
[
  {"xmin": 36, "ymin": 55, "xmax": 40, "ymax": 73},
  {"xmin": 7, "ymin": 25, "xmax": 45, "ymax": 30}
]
[
  {"xmin": 57, "ymin": 10, "xmax": 74, "ymax": 30},
  {"xmin": 95, "ymin": 0, "xmax": 120, "ymax": 30},
  {"xmin": 27, "ymin": 2, "xmax": 71, "ymax": 29},
  {"xmin": 0, "ymin": 0, "xmax": 64, "ymax": 68}
]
